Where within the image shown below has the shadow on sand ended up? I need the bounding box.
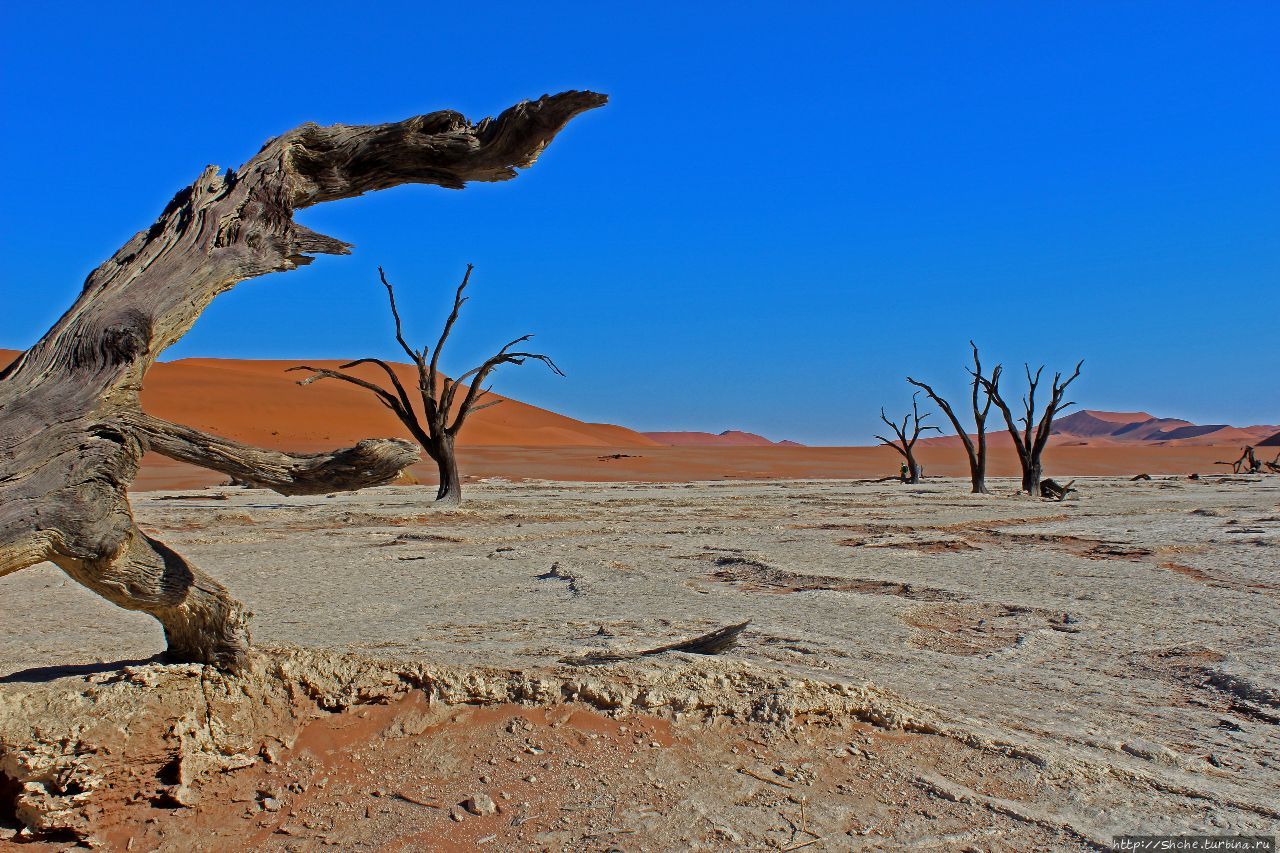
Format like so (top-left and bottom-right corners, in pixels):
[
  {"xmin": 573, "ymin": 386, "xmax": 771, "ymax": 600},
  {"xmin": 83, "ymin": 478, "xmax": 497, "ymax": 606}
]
[{"xmin": 1, "ymin": 656, "xmax": 164, "ymax": 685}]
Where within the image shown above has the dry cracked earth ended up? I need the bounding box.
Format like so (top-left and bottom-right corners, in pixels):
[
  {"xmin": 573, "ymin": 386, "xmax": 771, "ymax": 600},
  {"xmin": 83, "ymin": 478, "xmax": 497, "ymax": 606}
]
[{"xmin": 1, "ymin": 475, "xmax": 1278, "ymax": 850}]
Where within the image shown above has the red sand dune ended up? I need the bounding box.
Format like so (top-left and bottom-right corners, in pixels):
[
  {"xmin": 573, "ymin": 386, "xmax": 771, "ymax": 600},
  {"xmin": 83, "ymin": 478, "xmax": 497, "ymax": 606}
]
[
  {"xmin": 642, "ymin": 430, "xmax": 800, "ymax": 447},
  {"xmin": 135, "ymin": 356, "xmax": 661, "ymax": 451},
  {"xmin": 2, "ymin": 350, "xmax": 1271, "ymax": 489},
  {"xmin": 0, "ymin": 350, "xmax": 656, "ymax": 450},
  {"xmin": 925, "ymin": 409, "xmax": 1279, "ymax": 449},
  {"xmin": 1052, "ymin": 410, "xmax": 1279, "ymax": 446}
]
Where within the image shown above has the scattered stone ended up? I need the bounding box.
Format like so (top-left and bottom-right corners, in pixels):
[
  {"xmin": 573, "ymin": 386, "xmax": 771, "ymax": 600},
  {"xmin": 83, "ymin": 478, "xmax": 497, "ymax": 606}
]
[
  {"xmin": 463, "ymin": 793, "xmax": 497, "ymax": 816},
  {"xmin": 159, "ymin": 784, "xmax": 199, "ymax": 808}
]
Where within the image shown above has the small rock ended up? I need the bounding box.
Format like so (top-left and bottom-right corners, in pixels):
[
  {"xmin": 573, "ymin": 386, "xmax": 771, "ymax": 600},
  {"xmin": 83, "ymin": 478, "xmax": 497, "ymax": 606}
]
[
  {"xmin": 524, "ymin": 775, "xmax": 538, "ymax": 783},
  {"xmin": 450, "ymin": 806, "xmax": 467, "ymax": 822},
  {"xmin": 715, "ymin": 826, "xmax": 744, "ymax": 844},
  {"xmin": 260, "ymin": 797, "xmax": 282, "ymax": 813},
  {"xmin": 463, "ymin": 793, "xmax": 497, "ymax": 816},
  {"xmin": 160, "ymin": 784, "xmax": 199, "ymax": 808}
]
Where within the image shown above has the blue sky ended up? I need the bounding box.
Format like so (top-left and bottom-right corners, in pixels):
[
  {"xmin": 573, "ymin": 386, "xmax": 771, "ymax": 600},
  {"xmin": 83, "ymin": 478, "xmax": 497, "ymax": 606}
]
[{"xmin": 2, "ymin": 2, "xmax": 1276, "ymax": 444}]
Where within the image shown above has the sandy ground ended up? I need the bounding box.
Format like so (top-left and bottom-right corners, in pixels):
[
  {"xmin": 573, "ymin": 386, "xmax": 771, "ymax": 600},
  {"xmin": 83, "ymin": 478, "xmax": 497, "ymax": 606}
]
[
  {"xmin": 132, "ymin": 443, "xmax": 1260, "ymax": 491},
  {"xmin": 1, "ymin": 476, "xmax": 1278, "ymax": 849}
]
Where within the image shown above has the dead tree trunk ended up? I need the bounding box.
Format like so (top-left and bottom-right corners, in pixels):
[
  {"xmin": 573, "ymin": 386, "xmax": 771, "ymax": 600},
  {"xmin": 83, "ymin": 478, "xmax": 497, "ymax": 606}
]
[
  {"xmin": 980, "ymin": 359, "xmax": 1083, "ymax": 495},
  {"xmin": 0, "ymin": 91, "xmax": 605, "ymax": 670},
  {"xmin": 875, "ymin": 392, "xmax": 940, "ymax": 484},
  {"xmin": 907, "ymin": 341, "xmax": 1002, "ymax": 494},
  {"xmin": 1216, "ymin": 446, "xmax": 1262, "ymax": 475},
  {"xmin": 290, "ymin": 265, "xmax": 563, "ymax": 506},
  {"xmin": 433, "ymin": 433, "xmax": 462, "ymax": 505}
]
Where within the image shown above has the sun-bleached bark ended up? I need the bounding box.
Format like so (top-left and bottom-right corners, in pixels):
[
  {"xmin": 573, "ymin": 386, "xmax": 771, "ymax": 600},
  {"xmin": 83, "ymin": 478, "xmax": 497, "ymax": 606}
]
[{"xmin": 0, "ymin": 91, "xmax": 606, "ymax": 670}]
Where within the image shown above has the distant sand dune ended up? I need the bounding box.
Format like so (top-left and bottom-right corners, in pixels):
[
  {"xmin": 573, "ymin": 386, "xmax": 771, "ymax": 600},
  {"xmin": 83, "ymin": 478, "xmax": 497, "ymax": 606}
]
[{"xmin": 2, "ymin": 350, "xmax": 1269, "ymax": 489}]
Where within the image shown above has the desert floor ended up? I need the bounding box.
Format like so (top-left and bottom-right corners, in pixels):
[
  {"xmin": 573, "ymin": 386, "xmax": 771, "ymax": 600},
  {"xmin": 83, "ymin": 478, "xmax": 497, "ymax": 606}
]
[
  {"xmin": 1, "ymin": 476, "xmax": 1277, "ymax": 850},
  {"xmin": 132, "ymin": 443, "xmax": 1258, "ymax": 492}
]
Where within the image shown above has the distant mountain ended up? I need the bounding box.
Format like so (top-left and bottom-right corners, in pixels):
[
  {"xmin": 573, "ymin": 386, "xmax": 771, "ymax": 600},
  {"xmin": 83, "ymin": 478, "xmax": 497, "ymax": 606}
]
[
  {"xmin": 642, "ymin": 430, "xmax": 805, "ymax": 447},
  {"xmin": 925, "ymin": 409, "xmax": 1278, "ymax": 448},
  {"xmin": 1049, "ymin": 410, "xmax": 1278, "ymax": 446}
]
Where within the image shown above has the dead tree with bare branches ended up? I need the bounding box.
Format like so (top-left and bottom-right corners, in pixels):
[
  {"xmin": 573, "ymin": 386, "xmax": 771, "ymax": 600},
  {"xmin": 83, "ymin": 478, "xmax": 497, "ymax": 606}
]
[
  {"xmin": 290, "ymin": 266, "xmax": 562, "ymax": 505},
  {"xmin": 979, "ymin": 359, "xmax": 1083, "ymax": 495},
  {"xmin": 1215, "ymin": 446, "xmax": 1261, "ymax": 475},
  {"xmin": 907, "ymin": 342, "xmax": 1002, "ymax": 494},
  {"xmin": 875, "ymin": 392, "xmax": 940, "ymax": 484},
  {"xmin": 0, "ymin": 91, "xmax": 605, "ymax": 670}
]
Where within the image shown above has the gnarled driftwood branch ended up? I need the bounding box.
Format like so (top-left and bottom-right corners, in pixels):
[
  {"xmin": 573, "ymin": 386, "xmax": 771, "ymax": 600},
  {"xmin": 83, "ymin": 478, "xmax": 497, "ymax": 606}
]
[{"xmin": 0, "ymin": 91, "xmax": 606, "ymax": 670}]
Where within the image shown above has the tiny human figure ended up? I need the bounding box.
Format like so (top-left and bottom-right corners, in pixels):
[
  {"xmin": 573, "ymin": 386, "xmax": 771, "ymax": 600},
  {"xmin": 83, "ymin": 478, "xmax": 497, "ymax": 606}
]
[{"xmin": 900, "ymin": 463, "xmax": 909, "ymax": 483}]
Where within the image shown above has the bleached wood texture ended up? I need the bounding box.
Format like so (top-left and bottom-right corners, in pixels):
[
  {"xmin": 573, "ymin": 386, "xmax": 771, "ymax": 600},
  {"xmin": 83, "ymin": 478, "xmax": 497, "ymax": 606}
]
[{"xmin": 0, "ymin": 91, "xmax": 606, "ymax": 670}]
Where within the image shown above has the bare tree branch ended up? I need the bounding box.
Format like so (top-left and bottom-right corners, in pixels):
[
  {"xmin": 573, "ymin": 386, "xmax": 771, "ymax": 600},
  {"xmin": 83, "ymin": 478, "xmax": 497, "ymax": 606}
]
[
  {"xmin": 0, "ymin": 90, "xmax": 605, "ymax": 670},
  {"xmin": 875, "ymin": 392, "xmax": 940, "ymax": 483},
  {"xmin": 981, "ymin": 357, "xmax": 1084, "ymax": 494},
  {"xmin": 293, "ymin": 265, "xmax": 564, "ymax": 504},
  {"xmin": 907, "ymin": 342, "xmax": 1001, "ymax": 493}
]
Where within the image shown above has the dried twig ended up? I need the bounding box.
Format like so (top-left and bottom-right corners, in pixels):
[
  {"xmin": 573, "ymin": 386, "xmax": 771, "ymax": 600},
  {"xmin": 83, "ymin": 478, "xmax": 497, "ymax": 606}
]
[
  {"xmin": 392, "ymin": 791, "xmax": 442, "ymax": 808},
  {"xmin": 737, "ymin": 767, "xmax": 794, "ymax": 789}
]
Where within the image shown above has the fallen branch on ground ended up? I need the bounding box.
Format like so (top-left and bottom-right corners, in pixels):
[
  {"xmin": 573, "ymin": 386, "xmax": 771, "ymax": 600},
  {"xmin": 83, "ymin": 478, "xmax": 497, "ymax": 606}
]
[
  {"xmin": 560, "ymin": 620, "xmax": 750, "ymax": 665},
  {"xmin": 1040, "ymin": 479, "xmax": 1076, "ymax": 501}
]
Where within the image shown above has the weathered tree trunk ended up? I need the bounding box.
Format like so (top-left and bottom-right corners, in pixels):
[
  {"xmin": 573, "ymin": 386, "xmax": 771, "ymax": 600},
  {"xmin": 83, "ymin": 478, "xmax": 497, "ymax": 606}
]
[
  {"xmin": 1022, "ymin": 458, "xmax": 1043, "ymax": 496},
  {"xmin": 432, "ymin": 435, "xmax": 462, "ymax": 506},
  {"xmin": 0, "ymin": 91, "xmax": 605, "ymax": 670}
]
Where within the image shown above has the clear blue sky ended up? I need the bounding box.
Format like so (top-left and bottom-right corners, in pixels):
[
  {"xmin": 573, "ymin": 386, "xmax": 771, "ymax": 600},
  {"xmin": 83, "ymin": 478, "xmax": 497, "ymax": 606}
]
[{"xmin": 2, "ymin": 2, "xmax": 1276, "ymax": 444}]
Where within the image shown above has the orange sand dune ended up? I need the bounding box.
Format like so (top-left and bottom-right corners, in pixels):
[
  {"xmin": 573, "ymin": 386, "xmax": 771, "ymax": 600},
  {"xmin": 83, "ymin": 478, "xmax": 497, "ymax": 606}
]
[
  {"xmin": 1, "ymin": 350, "xmax": 658, "ymax": 450},
  {"xmin": 142, "ymin": 356, "xmax": 662, "ymax": 450},
  {"xmin": 924, "ymin": 408, "xmax": 1278, "ymax": 449},
  {"xmin": 3, "ymin": 349, "xmax": 1270, "ymax": 490},
  {"xmin": 132, "ymin": 442, "xmax": 1261, "ymax": 491},
  {"xmin": 642, "ymin": 430, "xmax": 792, "ymax": 447}
]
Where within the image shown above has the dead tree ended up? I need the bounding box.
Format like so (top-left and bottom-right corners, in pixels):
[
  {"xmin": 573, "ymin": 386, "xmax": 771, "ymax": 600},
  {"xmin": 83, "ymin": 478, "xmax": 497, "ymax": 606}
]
[
  {"xmin": 875, "ymin": 392, "xmax": 940, "ymax": 484},
  {"xmin": 980, "ymin": 359, "xmax": 1083, "ymax": 495},
  {"xmin": 1215, "ymin": 446, "xmax": 1261, "ymax": 475},
  {"xmin": 290, "ymin": 266, "xmax": 562, "ymax": 505},
  {"xmin": 0, "ymin": 91, "xmax": 606, "ymax": 671},
  {"xmin": 907, "ymin": 341, "xmax": 1002, "ymax": 494}
]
